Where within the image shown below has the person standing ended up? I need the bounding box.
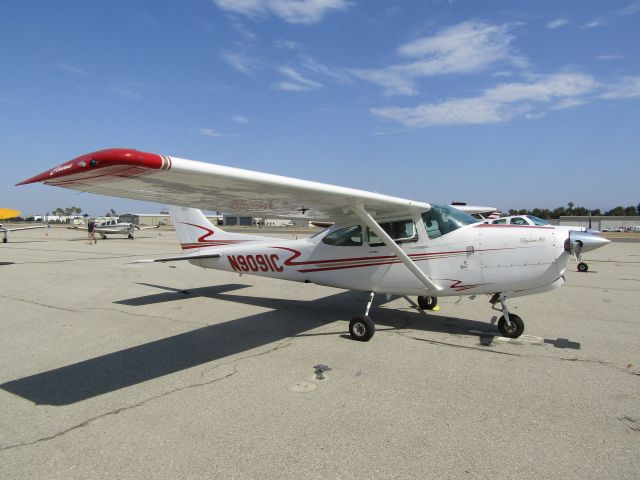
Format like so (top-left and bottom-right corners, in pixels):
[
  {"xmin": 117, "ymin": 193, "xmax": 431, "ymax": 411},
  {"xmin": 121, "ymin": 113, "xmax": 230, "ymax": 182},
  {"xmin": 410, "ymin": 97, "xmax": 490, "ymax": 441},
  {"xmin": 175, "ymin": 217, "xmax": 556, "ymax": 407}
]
[{"xmin": 88, "ymin": 217, "xmax": 96, "ymax": 244}]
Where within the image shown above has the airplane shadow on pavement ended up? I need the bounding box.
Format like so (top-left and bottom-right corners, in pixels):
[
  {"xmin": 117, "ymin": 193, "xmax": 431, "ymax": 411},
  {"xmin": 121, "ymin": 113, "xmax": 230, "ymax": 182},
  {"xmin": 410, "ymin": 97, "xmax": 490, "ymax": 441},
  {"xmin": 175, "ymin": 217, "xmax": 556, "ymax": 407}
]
[{"xmin": 1, "ymin": 283, "xmax": 499, "ymax": 406}]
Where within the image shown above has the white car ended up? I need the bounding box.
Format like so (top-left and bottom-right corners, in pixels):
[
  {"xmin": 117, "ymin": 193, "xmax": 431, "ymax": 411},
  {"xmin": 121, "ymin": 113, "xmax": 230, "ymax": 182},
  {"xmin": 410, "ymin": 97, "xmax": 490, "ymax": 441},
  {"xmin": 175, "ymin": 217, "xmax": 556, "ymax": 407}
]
[{"xmin": 484, "ymin": 215, "xmax": 552, "ymax": 227}]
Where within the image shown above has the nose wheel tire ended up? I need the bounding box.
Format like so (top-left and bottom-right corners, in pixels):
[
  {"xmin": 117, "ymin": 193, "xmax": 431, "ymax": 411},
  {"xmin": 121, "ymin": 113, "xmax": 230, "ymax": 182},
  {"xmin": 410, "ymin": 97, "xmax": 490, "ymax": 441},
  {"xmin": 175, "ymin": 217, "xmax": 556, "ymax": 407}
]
[
  {"xmin": 417, "ymin": 295, "xmax": 438, "ymax": 310},
  {"xmin": 349, "ymin": 315, "xmax": 375, "ymax": 341},
  {"xmin": 577, "ymin": 262, "xmax": 588, "ymax": 272},
  {"xmin": 497, "ymin": 314, "xmax": 524, "ymax": 338}
]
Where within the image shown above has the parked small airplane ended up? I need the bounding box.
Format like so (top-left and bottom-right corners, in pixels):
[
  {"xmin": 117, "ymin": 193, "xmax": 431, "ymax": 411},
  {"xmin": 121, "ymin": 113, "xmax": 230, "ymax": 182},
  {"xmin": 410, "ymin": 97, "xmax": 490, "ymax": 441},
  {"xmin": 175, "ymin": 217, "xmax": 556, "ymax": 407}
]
[
  {"xmin": 18, "ymin": 149, "xmax": 610, "ymax": 340},
  {"xmin": 0, "ymin": 208, "xmax": 47, "ymax": 243},
  {"xmin": 94, "ymin": 218, "xmax": 158, "ymax": 239},
  {"xmin": 482, "ymin": 215, "xmax": 602, "ymax": 272}
]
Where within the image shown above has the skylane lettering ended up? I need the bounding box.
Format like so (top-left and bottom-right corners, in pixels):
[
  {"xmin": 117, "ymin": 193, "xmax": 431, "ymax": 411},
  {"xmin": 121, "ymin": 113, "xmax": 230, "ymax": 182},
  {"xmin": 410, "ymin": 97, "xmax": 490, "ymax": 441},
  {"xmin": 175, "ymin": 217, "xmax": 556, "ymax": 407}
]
[{"xmin": 228, "ymin": 254, "xmax": 283, "ymax": 273}]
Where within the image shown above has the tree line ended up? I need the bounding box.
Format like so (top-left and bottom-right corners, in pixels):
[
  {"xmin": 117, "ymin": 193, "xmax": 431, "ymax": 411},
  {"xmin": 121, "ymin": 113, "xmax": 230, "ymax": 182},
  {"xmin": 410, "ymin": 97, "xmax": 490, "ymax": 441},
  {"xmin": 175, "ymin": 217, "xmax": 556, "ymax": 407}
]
[{"xmin": 507, "ymin": 202, "xmax": 640, "ymax": 219}]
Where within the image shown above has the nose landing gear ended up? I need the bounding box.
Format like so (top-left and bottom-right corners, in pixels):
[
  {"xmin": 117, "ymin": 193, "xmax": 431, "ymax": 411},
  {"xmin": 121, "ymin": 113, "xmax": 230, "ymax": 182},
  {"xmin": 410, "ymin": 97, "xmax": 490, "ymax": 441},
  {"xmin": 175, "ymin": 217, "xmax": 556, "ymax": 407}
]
[{"xmin": 490, "ymin": 293, "xmax": 525, "ymax": 338}]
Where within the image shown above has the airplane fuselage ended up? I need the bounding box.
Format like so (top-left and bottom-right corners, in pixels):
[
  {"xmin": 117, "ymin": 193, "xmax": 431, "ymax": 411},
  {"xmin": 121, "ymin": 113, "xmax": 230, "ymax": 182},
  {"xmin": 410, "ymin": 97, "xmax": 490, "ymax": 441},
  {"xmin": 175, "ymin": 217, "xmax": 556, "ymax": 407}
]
[{"xmin": 187, "ymin": 221, "xmax": 571, "ymax": 297}]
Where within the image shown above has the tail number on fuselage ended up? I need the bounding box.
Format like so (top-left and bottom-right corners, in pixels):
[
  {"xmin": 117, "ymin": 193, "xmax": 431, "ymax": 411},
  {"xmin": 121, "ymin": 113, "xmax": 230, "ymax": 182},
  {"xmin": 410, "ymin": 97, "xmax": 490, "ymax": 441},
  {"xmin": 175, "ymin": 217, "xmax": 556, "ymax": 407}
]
[{"xmin": 228, "ymin": 254, "xmax": 283, "ymax": 273}]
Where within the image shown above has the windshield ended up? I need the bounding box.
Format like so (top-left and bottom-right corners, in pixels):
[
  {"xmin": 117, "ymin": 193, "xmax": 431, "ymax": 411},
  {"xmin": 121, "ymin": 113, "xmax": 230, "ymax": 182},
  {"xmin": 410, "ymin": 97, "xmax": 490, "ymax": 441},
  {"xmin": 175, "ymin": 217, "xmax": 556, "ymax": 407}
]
[
  {"xmin": 422, "ymin": 204, "xmax": 478, "ymax": 239},
  {"xmin": 526, "ymin": 215, "xmax": 550, "ymax": 226}
]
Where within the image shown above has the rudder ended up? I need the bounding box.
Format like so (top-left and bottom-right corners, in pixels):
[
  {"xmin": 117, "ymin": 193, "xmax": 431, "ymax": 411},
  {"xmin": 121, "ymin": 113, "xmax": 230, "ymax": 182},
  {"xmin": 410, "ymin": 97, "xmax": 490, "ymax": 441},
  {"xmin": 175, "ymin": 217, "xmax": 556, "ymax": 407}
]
[{"xmin": 169, "ymin": 206, "xmax": 255, "ymax": 252}]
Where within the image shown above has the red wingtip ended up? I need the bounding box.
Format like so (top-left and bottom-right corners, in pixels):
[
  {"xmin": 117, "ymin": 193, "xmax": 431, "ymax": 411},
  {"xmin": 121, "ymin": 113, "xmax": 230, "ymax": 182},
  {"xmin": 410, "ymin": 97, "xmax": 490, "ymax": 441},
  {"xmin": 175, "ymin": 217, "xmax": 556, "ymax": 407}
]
[{"xmin": 16, "ymin": 148, "xmax": 167, "ymax": 186}]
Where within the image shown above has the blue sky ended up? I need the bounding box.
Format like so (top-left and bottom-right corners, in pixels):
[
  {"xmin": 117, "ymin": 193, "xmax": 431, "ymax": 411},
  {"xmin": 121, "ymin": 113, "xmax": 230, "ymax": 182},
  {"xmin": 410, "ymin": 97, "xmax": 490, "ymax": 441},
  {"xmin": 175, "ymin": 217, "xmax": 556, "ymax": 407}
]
[{"xmin": 2, "ymin": 0, "xmax": 639, "ymax": 216}]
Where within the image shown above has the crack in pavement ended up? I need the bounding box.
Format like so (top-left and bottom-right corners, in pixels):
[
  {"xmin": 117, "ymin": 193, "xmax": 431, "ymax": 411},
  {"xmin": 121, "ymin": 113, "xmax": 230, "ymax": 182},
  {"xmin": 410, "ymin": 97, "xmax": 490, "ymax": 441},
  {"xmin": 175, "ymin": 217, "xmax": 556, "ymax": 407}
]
[
  {"xmin": 0, "ymin": 294, "xmax": 79, "ymax": 313},
  {"xmin": 85, "ymin": 307, "xmax": 209, "ymax": 327},
  {"xmin": 395, "ymin": 331, "xmax": 520, "ymax": 356},
  {"xmin": 0, "ymin": 365, "xmax": 237, "ymax": 452},
  {"xmin": 396, "ymin": 329, "xmax": 640, "ymax": 377},
  {"xmin": 0, "ymin": 336, "xmax": 294, "ymax": 452}
]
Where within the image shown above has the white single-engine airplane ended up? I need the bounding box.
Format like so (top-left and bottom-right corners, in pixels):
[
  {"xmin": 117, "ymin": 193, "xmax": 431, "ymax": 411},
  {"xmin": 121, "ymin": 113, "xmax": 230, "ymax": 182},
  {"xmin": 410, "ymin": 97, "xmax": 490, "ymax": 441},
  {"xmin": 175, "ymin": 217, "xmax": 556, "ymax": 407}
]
[
  {"xmin": 18, "ymin": 149, "xmax": 610, "ymax": 341},
  {"xmin": 94, "ymin": 218, "xmax": 158, "ymax": 239},
  {"xmin": 0, "ymin": 208, "xmax": 48, "ymax": 243}
]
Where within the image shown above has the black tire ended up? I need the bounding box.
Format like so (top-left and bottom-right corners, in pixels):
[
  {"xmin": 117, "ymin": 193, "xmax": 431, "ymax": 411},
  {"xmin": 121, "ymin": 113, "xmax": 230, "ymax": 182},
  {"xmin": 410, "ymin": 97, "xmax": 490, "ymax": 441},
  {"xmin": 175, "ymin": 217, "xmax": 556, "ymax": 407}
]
[
  {"xmin": 577, "ymin": 262, "xmax": 588, "ymax": 272},
  {"xmin": 497, "ymin": 314, "xmax": 524, "ymax": 338},
  {"xmin": 128, "ymin": 234, "xmax": 134, "ymax": 239},
  {"xmin": 2, "ymin": 238, "xmax": 7, "ymax": 243},
  {"xmin": 349, "ymin": 315, "xmax": 375, "ymax": 341},
  {"xmin": 101, "ymin": 234, "xmax": 107, "ymax": 239},
  {"xmin": 417, "ymin": 295, "xmax": 438, "ymax": 310}
]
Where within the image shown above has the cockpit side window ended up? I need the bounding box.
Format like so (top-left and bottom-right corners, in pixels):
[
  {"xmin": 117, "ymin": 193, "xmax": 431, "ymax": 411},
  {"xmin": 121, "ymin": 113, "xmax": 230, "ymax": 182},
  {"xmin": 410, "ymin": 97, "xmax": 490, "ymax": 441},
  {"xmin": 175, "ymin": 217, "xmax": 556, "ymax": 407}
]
[
  {"xmin": 493, "ymin": 218, "xmax": 507, "ymax": 224},
  {"xmin": 367, "ymin": 219, "xmax": 416, "ymax": 246},
  {"xmin": 322, "ymin": 225, "xmax": 363, "ymax": 246},
  {"xmin": 421, "ymin": 204, "xmax": 477, "ymax": 240},
  {"xmin": 510, "ymin": 217, "xmax": 528, "ymax": 225}
]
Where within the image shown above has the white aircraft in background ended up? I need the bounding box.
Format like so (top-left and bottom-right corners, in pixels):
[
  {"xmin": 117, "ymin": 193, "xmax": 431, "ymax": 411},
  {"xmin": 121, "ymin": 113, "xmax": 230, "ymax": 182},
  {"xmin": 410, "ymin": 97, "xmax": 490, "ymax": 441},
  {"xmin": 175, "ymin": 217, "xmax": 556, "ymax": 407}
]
[
  {"xmin": 18, "ymin": 149, "xmax": 610, "ymax": 341},
  {"xmin": 450, "ymin": 202, "xmax": 499, "ymax": 218},
  {"xmin": 94, "ymin": 218, "xmax": 158, "ymax": 239},
  {"xmin": 482, "ymin": 215, "xmax": 603, "ymax": 272},
  {"xmin": 0, "ymin": 208, "xmax": 48, "ymax": 243}
]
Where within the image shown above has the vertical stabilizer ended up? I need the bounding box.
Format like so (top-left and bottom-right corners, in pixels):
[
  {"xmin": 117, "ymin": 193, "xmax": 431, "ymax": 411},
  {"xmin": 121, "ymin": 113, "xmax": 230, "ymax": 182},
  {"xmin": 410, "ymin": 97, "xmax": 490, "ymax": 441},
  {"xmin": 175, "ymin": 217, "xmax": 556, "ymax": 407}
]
[{"xmin": 169, "ymin": 206, "xmax": 258, "ymax": 252}]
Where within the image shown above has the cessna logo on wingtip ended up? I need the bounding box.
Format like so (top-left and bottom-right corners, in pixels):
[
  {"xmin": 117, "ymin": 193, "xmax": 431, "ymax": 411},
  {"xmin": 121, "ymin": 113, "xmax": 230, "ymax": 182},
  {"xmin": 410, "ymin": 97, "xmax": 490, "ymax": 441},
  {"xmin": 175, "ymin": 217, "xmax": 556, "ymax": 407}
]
[{"xmin": 49, "ymin": 163, "xmax": 73, "ymax": 176}]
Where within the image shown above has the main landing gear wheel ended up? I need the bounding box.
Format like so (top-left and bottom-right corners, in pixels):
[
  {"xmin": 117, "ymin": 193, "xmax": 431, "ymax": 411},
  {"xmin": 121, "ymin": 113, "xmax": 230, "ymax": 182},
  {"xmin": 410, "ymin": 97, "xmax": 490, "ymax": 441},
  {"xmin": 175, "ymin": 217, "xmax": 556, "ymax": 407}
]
[
  {"xmin": 497, "ymin": 314, "xmax": 524, "ymax": 338},
  {"xmin": 349, "ymin": 315, "xmax": 375, "ymax": 342},
  {"xmin": 2, "ymin": 238, "xmax": 7, "ymax": 243},
  {"xmin": 577, "ymin": 262, "xmax": 588, "ymax": 272},
  {"xmin": 128, "ymin": 234, "xmax": 134, "ymax": 239},
  {"xmin": 417, "ymin": 295, "xmax": 438, "ymax": 310}
]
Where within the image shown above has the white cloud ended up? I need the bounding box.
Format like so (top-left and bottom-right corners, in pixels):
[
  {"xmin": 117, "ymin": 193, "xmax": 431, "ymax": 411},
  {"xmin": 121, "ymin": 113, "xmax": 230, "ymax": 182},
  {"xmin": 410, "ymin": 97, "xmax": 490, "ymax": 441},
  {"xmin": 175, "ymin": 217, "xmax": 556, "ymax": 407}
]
[
  {"xmin": 596, "ymin": 54, "xmax": 624, "ymax": 61},
  {"xmin": 275, "ymin": 39, "xmax": 301, "ymax": 50},
  {"xmin": 583, "ymin": 1, "xmax": 640, "ymax": 27},
  {"xmin": 546, "ymin": 18, "xmax": 569, "ymax": 29},
  {"xmin": 232, "ymin": 115, "xmax": 250, "ymax": 123},
  {"xmin": 274, "ymin": 66, "xmax": 323, "ymax": 91},
  {"xmin": 193, "ymin": 128, "xmax": 238, "ymax": 138},
  {"xmin": 300, "ymin": 54, "xmax": 352, "ymax": 84},
  {"xmin": 371, "ymin": 73, "xmax": 598, "ymax": 127},
  {"xmin": 110, "ymin": 82, "xmax": 146, "ymax": 99},
  {"xmin": 221, "ymin": 51, "xmax": 260, "ymax": 74},
  {"xmin": 0, "ymin": 95, "xmax": 20, "ymax": 105},
  {"xmin": 55, "ymin": 62, "xmax": 88, "ymax": 76},
  {"xmin": 351, "ymin": 21, "xmax": 527, "ymax": 95},
  {"xmin": 212, "ymin": 0, "xmax": 350, "ymax": 24},
  {"xmin": 600, "ymin": 76, "xmax": 640, "ymax": 99},
  {"xmin": 229, "ymin": 17, "xmax": 256, "ymax": 41}
]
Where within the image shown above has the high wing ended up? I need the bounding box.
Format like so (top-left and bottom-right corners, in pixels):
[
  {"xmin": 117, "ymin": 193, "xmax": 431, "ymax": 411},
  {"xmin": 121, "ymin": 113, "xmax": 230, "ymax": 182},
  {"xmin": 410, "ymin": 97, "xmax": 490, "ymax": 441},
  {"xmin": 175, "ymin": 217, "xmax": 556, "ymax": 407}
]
[
  {"xmin": 451, "ymin": 204, "xmax": 497, "ymax": 216},
  {"xmin": 94, "ymin": 226, "xmax": 127, "ymax": 235},
  {"xmin": 1, "ymin": 225, "xmax": 47, "ymax": 232},
  {"xmin": 17, "ymin": 149, "xmax": 429, "ymax": 221}
]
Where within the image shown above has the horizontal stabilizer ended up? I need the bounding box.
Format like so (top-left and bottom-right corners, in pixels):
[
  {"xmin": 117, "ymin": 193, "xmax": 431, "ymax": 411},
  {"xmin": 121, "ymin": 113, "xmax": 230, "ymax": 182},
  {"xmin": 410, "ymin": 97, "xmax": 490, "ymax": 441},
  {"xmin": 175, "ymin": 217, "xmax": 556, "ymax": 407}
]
[{"xmin": 130, "ymin": 253, "xmax": 221, "ymax": 264}]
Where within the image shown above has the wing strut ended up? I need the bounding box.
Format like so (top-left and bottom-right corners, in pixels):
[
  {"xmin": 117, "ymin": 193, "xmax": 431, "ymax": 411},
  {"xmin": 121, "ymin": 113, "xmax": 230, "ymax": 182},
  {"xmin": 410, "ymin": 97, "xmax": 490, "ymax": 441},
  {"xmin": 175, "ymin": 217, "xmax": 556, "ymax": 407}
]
[{"xmin": 351, "ymin": 204, "xmax": 442, "ymax": 293}]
